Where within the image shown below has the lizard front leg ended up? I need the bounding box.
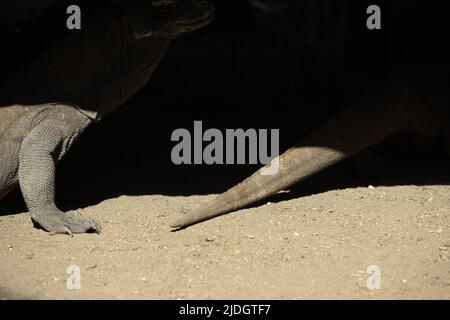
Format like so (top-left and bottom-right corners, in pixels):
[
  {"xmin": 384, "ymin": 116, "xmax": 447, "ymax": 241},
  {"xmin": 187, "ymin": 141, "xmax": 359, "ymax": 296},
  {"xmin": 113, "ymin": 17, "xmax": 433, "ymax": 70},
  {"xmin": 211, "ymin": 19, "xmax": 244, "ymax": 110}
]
[{"xmin": 18, "ymin": 107, "xmax": 101, "ymax": 235}]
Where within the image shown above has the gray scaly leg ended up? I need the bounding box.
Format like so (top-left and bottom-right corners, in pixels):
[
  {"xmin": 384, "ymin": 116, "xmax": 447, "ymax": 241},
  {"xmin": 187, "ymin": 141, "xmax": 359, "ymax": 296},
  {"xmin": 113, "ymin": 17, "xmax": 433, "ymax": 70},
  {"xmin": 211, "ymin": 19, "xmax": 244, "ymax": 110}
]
[{"xmin": 18, "ymin": 106, "xmax": 101, "ymax": 235}]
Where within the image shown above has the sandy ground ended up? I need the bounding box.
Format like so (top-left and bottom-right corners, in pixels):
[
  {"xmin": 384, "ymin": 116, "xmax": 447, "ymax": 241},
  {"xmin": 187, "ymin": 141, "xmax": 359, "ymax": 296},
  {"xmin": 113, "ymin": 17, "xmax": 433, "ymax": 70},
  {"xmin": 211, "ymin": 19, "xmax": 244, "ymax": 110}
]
[{"xmin": 1, "ymin": 183, "xmax": 449, "ymax": 299}]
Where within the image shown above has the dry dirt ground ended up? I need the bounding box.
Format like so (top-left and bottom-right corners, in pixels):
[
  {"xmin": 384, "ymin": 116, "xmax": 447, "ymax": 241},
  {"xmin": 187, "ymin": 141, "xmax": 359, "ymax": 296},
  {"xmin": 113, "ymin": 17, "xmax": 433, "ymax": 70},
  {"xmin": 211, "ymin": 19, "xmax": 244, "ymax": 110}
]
[{"xmin": 1, "ymin": 183, "xmax": 450, "ymax": 299}]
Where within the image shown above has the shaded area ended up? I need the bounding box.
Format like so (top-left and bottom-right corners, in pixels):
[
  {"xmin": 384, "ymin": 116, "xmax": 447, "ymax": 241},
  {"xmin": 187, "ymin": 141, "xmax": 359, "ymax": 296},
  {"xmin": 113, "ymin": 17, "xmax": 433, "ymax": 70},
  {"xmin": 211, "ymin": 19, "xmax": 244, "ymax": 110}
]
[{"xmin": 1, "ymin": 0, "xmax": 449, "ymax": 214}]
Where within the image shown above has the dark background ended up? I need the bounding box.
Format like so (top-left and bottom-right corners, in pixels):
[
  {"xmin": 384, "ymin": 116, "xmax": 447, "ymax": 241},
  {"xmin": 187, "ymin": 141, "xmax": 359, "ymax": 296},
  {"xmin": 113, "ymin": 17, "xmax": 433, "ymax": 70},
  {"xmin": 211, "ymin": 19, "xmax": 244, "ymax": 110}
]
[{"xmin": 1, "ymin": 0, "xmax": 449, "ymax": 212}]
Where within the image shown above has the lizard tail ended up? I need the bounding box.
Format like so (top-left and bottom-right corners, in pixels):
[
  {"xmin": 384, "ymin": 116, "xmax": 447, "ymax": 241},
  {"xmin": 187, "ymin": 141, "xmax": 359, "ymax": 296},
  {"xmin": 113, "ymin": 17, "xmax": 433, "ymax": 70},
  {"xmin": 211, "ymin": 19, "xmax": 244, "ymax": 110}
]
[{"xmin": 170, "ymin": 95, "xmax": 408, "ymax": 230}]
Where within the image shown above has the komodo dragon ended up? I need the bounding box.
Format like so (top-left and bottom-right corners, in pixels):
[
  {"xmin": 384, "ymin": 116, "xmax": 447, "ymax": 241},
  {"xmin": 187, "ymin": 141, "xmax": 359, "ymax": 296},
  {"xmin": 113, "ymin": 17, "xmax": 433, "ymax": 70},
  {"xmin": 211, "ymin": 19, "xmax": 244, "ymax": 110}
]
[
  {"xmin": 171, "ymin": 75, "xmax": 450, "ymax": 229},
  {"xmin": 0, "ymin": 0, "xmax": 214, "ymax": 235}
]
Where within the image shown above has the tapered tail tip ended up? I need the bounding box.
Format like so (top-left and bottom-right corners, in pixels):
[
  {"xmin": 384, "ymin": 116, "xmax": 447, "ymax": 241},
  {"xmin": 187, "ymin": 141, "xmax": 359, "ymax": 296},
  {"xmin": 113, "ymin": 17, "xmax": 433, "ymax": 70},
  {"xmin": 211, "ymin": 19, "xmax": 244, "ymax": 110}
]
[
  {"xmin": 169, "ymin": 218, "xmax": 183, "ymax": 230},
  {"xmin": 170, "ymin": 213, "xmax": 195, "ymax": 230},
  {"xmin": 170, "ymin": 212, "xmax": 212, "ymax": 230}
]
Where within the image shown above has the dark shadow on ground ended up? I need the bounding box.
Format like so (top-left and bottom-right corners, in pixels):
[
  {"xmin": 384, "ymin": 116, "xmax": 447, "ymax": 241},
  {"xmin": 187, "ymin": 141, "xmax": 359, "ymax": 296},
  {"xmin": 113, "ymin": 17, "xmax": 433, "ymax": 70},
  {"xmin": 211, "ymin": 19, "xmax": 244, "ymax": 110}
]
[
  {"xmin": 2, "ymin": 133, "xmax": 448, "ymax": 216},
  {"xmin": 1, "ymin": 0, "xmax": 449, "ymax": 216}
]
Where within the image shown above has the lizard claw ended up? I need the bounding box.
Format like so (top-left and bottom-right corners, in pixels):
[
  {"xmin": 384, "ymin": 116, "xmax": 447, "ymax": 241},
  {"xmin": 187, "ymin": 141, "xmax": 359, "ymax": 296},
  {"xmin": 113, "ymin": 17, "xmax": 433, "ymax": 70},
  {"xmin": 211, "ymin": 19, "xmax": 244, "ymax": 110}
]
[
  {"xmin": 64, "ymin": 226, "xmax": 73, "ymax": 237},
  {"xmin": 49, "ymin": 226, "xmax": 73, "ymax": 237}
]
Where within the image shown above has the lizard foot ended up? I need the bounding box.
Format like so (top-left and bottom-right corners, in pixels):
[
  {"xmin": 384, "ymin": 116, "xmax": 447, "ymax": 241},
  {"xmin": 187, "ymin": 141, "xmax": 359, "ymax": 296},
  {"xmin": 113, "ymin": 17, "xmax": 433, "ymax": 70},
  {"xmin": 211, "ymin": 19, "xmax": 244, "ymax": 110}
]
[{"xmin": 31, "ymin": 209, "xmax": 102, "ymax": 236}]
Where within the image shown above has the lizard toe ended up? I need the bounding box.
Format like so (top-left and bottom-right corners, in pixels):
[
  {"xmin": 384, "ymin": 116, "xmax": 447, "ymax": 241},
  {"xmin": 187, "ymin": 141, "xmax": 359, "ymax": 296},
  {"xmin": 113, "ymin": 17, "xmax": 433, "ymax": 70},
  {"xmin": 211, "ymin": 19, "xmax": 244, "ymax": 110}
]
[
  {"xmin": 32, "ymin": 212, "xmax": 73, "ymax": 235},
  {"xmin": 62, "ymin": 211, "xmax": 102, "ymax": 234}
]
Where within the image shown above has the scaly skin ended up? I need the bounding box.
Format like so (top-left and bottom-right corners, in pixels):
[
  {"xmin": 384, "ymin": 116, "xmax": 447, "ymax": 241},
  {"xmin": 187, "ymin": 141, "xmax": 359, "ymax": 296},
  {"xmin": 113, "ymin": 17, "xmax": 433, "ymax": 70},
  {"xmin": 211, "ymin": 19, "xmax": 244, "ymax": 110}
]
[
  {"xmin": 0, "ymin": 0, "xmax": 214, "ymax": 235},
  {"xmin": 170, "ymin": 84, "xmax": 450, "ymax": 230}
]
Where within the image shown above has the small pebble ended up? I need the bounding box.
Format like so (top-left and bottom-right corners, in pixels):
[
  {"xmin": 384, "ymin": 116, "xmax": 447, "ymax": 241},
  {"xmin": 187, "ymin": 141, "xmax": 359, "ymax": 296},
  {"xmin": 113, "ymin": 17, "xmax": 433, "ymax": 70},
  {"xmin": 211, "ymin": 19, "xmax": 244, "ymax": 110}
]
[{"xmin": 430, "ymin": 227, "xmax": 443, "ymax": 234}]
